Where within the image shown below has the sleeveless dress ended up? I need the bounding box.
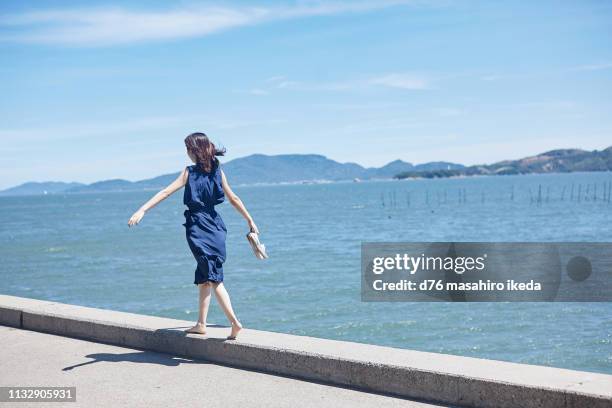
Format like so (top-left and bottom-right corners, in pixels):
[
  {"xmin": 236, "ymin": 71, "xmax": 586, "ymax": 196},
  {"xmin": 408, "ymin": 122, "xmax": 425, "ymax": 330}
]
[{"xmin": 182, "ymin": 162, "xmax": 227, "ymax": 285}]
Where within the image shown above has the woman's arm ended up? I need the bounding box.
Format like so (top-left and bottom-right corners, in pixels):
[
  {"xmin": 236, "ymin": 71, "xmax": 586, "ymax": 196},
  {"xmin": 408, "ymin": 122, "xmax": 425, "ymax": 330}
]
[
  {"xmin": 128, "ymin": 167, "xmax": 189, "ymax": 227},
  {"xmin": 220, "ymin": 169, "xmax": 259, "ymax": 233}
]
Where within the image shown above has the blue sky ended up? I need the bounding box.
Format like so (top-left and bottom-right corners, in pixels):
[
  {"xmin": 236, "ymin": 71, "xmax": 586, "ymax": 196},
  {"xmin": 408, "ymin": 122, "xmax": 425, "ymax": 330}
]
[{"xmin": 1, "ymin": 0, "xmax": 611, "ymax": 189}]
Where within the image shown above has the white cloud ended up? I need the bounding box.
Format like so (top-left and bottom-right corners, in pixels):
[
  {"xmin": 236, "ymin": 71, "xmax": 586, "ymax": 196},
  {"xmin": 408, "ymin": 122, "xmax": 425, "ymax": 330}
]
[
  {"xmin": 368, "ymin": 73, "xmax": 430, "ymax": 89},
  {"xmin": 265, "ymin": 75, "xmax": 287, "ymax": 83},
  {"xmin": 276, "ymin": 80, "xmax": 303, "ymax": 89},
  {"xmin": 570, "ymin": 62, "xmax": 612, "ymax": 72},
  {"xmin": 262, "ymin": 72, "xmax": 431, "ymax": 93},
  {"xmin": 0, "ymin": 1, "xmax": 419, "ymax": 46},
  {"xmin": 511, "ymin": 100, "xmax": 577, "ymax": 110},
  {"xmin": 234, "ymin": 88, "xmax": 270, "ymax": 96},
  {"xmin": 433, "ymin": 107, "xmax": 464, "ymax": 117}
]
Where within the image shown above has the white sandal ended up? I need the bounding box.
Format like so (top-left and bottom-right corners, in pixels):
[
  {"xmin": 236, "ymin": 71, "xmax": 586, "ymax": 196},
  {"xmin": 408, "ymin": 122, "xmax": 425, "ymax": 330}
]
[{"xmin": 246, "ymin": 229, "xmax": 268, "ymax": 259}]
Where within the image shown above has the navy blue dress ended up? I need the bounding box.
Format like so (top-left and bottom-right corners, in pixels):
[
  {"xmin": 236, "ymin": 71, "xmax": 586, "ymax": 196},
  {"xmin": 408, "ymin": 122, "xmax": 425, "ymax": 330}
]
[{"xmin": 182, "ymin": 162, "xmax": 227, "ymax": 285}]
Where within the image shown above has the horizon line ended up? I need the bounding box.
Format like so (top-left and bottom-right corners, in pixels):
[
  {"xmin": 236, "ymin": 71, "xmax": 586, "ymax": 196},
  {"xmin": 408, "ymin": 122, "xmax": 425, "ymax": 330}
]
[{"xmin": 1, "ymin": 145, "xmax": 610, "ymax": 192}]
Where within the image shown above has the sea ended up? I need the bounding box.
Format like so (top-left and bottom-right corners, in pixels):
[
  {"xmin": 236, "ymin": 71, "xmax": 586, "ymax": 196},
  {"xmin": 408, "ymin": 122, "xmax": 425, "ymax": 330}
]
[{"xmin": 1, "ymin": 171, "xmax": 611, "ymax": 374}]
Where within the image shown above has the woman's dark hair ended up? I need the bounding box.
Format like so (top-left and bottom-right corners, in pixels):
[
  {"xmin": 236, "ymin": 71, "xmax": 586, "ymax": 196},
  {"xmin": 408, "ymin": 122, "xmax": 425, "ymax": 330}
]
[{"xmin": 184, "ymin": 132, "xmax": 226, "ymax": 173}]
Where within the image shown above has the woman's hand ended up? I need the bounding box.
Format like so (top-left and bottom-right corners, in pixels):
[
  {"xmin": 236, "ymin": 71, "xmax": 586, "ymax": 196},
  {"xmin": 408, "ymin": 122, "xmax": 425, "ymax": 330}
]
[
  {"xmin": 128, "ymin": 210, "xmax": 145, "ymax": 227},
  {"xmin": 248, "ymin": 220, "xmax": 260, "ymax": 234}
]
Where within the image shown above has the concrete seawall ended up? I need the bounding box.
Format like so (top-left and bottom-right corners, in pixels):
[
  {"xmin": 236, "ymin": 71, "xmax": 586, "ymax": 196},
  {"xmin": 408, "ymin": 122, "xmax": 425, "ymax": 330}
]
[{"xmin": 1, "ymin": 294, "xmax": 610, "ymax": 408}]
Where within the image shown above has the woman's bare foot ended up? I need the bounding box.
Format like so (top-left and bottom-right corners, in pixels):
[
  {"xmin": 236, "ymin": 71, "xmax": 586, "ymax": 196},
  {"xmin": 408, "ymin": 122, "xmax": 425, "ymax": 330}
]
[
  {"xmin": 227, "ymin": 321, "xmax": 243, "ymax": 340},
  {"xmin": 184, "ymin": 322, "xmax": 207, "ymax": 335}
]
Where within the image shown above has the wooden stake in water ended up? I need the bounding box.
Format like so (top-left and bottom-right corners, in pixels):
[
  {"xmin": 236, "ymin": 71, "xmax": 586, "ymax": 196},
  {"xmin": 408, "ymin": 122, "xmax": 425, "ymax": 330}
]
[
  {"xmin": 585, "ymin": 184, "xmax": 590, "ymax": 201},
  {"xmin": 578, "ymin": 184, "xmax": 582, "ymax": 203},
  {"xmin": 561, "ymin": 185, "xmax": 566, "ymax": 201}
]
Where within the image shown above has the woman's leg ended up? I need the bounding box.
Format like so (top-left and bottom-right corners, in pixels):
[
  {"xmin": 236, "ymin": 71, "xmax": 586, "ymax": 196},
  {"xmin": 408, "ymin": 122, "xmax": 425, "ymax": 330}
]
[
  {"xmin": 212, "ymin": 282, "xmax": 243, "ymax": 339},
  {"xmin": 185, "ymin": 283, "xmax": 212, "ymax": 334}
]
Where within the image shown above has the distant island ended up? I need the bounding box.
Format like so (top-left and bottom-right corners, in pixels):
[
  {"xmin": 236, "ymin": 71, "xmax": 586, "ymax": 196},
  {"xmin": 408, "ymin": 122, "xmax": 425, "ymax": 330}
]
[
  {"xmin": 395, "ymin": 147, "xmax": 612, "ymax": 180},
  {"xmin": 1, "ymin": 147, "xmax": 610, "ymax": 196},
  {"xmin": 0, "ymin": 154, "xmax": 463, "ymax": 196}
]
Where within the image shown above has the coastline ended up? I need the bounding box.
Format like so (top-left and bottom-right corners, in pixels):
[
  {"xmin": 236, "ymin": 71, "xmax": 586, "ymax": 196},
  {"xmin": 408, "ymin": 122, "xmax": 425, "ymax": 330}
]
[{"xmin": 2, "ymin": 170, "xmax": 612, "ymax": 197}]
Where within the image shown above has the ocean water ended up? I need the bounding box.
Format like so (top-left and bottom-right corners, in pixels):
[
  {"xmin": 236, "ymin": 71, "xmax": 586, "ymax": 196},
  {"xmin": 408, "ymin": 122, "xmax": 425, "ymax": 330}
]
[{"xmin": 1, "ymin": 172, "xmax": 611, "ymax": 374}]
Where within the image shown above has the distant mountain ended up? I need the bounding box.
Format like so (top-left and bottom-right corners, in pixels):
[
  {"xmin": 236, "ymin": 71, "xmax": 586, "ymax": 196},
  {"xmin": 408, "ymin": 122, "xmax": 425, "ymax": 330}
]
[
  {"xmin": 0, "ymin": 153, "xmax": 460, "ymax": 196},
  {"xmin": 221, "ymin": 154, "xmax": 367, "ymax": 184},
  {"xmin": 395, "ymin": 147, "xmax": 612, "ymax": 179},
  {"xmin": 66, "ymin": 179, "xmax": 135, "ymax": 193},
  {"xmin": 223, "ymin": 155, "xmax": 462, "ymax": 184},
  {"xmin": 364, "ymin": 159, "xmax": 414, "ymax": 179},
  {"xmin": 413, "ymin": 161, "xmax": 465, "ymax": 172},
  {"xmin": 0, "ymin": 181, "xmax": 84, "ymax": 196}
]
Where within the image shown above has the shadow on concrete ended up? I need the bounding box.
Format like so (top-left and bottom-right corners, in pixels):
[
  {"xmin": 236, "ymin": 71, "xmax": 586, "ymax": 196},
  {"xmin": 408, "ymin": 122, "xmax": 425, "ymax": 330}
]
[
  {"xmin": 62, "ymin": 325, "xmax": 236, "ymax": 372},
  {"xmin": 62, "ymin": 351, "xmax": 205, "ymax": 371}
]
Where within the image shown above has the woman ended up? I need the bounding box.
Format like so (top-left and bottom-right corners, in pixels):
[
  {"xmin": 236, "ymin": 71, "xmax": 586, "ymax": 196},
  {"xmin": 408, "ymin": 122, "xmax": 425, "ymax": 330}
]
[{"xmin": 128, "ymin": 132, "xmax": 259, "ymax": 340}]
